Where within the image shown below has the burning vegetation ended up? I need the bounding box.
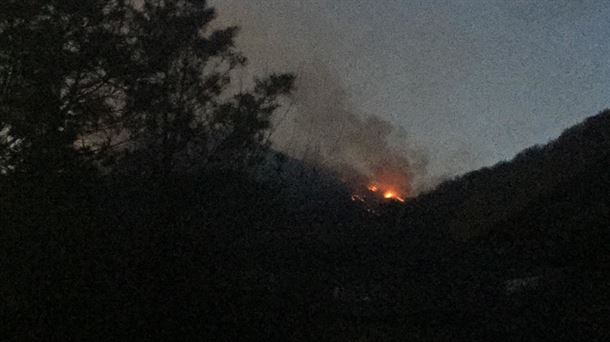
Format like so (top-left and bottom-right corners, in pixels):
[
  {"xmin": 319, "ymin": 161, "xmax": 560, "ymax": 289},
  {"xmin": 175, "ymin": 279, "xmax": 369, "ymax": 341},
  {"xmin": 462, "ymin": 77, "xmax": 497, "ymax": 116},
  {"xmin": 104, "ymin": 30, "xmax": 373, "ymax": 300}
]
[
  {"xmin": 367, "ymin": 183, "xmax": 405, "ymax": 202},
  {"xmin": 348, "ymin": 168, "xmax": 410, "ymax": 207},
  {"xmin": 335, "ymin": 155, "xmax": 412, "ymax": 212}
]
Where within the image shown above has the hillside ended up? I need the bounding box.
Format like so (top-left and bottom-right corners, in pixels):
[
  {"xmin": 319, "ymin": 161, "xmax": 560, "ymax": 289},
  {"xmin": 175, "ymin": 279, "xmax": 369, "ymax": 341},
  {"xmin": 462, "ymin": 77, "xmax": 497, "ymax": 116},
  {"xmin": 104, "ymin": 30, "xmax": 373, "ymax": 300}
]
[
  {"xmin": 403, "ymin": 109, "xmax": 610, "ymax": 237},
  {"xmin": 2, "ymin": 110, "xmax": 609, "ymax": 341},
  {"xmin": 383, "ymin": 109, "xmax": 610, "ymax": 340}
]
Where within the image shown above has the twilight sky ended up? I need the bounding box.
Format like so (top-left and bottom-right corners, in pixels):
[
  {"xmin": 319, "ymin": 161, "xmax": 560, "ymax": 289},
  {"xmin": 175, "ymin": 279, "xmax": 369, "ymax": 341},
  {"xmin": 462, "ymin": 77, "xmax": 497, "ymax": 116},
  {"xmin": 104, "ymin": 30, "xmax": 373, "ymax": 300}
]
[{"xmin": 211, "ymin": 0, "xmax": 610, "ymax": 179}]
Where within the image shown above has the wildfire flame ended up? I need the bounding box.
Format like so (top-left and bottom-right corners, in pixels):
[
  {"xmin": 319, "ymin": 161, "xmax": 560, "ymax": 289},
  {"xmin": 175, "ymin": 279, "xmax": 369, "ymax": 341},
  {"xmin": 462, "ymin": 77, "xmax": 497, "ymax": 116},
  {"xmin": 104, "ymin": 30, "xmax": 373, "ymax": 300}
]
[
  {"xmin": 382, "ymin": 190, "xmax": 405, "ymax": 202},
  {"xmin": 365, "ymin": 182, "xmax": 406, "ymax": 203},
  {"xmin": 348, "ymin": 170, "xmax": 410, "ymax": 205}
]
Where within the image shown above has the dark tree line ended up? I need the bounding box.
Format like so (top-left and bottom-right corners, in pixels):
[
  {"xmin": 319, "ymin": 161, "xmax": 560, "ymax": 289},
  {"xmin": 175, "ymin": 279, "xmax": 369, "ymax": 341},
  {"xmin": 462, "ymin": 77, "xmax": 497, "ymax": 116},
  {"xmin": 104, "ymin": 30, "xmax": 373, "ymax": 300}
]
[
  {"xmin": 0, "ymin": 1, "xmax": 301, "ymax": 340},
  {"xmin": 0, "ymin": 0, "xmax": 294, "ymax": 179}
]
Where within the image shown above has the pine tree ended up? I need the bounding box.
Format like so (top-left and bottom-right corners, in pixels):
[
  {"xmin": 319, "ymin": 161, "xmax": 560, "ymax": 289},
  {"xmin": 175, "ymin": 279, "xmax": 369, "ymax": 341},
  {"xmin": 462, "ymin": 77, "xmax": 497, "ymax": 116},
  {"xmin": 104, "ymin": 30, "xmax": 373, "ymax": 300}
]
[
  {"xmin": 0, "ymin": 0, "xmax": 132, "ymax": 176},
  {"xmin": 0, "ymin": 0, "xmax": 295, "ymax": 178}
]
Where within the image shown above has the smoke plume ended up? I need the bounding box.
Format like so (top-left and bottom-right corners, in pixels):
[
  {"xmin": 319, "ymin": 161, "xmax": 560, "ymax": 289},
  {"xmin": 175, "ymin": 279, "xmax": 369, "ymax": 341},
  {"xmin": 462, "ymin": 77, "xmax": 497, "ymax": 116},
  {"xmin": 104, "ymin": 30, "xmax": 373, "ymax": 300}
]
[
  {"xmin": 275, "ymin": 62, "xmax": 434, "ymax": 196},
  {"xmin": 211, "ymin": 0, "xmax": 436, "ymax": 196}
]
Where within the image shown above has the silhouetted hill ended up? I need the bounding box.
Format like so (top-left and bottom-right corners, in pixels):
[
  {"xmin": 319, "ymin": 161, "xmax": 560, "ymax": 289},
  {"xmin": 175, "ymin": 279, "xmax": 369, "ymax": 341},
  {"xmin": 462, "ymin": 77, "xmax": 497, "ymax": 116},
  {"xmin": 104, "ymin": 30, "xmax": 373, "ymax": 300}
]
[
  {"xmin": 386, "ymin": 109, "xmax": 610, "ymax": 340},
  {"xmin": 404, "ymin": 109, "xmax": 610, "ymax": 240},
  {"xmin": 2, "ymin": 110, "xmax": 609, "ymax": 341}
]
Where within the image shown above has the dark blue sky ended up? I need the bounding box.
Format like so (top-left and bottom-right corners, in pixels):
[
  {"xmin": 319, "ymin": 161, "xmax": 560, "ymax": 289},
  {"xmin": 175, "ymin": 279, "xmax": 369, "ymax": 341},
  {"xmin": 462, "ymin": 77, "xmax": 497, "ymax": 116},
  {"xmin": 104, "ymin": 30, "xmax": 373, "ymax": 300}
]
[{"xmin": 213, "ymin": 0, "xmax": 610, "ymax": 178}]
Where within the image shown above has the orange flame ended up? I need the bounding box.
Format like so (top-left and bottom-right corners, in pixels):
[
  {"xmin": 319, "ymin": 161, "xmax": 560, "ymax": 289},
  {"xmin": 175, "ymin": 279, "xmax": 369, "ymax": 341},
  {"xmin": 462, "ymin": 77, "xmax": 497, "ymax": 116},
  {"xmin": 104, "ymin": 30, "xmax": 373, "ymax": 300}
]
[
  {"xmin": 383, "ymin": 191, "xmax": 405, "ymax": 202},
  {"xmin": 364, "ymin": 182, "xmax": 406, "ymax": 202}
]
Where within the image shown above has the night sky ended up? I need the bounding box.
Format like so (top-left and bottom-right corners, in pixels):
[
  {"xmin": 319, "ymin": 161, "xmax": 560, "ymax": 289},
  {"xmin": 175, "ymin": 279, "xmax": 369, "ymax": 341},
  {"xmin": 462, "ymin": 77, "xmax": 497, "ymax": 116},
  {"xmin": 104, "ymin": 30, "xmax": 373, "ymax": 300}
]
[{"xmin": 212, "ymin": 0, "xmax": 610, "ymax": 178}]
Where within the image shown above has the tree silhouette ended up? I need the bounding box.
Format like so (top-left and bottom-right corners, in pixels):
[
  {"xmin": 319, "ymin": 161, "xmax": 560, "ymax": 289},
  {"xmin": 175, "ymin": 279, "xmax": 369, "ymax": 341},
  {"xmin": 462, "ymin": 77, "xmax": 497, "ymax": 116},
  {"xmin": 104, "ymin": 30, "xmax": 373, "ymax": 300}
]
[
  {"xmin": 0, "ymin": 0, "xmax": 133, "ymax": 176},
  {"xmin": 0, "ymin": 0, "xmax": 294, "ymax": 178},
  {"xmin": 115, "ymin": 1, "xmax": 294, "ymax": 178}
]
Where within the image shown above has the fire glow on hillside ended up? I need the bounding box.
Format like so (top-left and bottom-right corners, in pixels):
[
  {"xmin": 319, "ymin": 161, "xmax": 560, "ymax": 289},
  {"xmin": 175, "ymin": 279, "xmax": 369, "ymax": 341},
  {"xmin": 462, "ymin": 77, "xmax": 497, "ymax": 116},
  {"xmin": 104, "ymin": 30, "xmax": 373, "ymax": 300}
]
[
  {"xmin": 350, "ymin": 179, "xmax": 408, "ymax": 205},
  {"xmin": 343, "ymin": 163, "xmax": 412, "ymax": 205},
  {"xmin": 368, "ymin": 182, "xmax": 405, "ymax": 202}
]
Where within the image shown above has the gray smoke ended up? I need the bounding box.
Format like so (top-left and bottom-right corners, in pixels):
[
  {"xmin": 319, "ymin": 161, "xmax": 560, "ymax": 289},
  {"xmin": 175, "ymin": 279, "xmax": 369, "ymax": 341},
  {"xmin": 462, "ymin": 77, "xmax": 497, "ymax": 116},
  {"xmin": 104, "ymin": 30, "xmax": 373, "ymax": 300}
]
[
  {"xmin": 211, "ymin": 0, "xmax": 439, "ymax": 195},
  {"xmin": 275, "ymin": 61, "xmax": 437, "ymax": 195}
]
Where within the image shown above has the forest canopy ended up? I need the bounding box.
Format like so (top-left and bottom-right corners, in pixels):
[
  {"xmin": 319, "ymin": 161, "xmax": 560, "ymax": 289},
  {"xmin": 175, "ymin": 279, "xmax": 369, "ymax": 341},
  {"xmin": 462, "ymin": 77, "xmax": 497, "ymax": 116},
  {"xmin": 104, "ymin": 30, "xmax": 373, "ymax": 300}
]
[{"xmin": 0, "ymin": 0, "xmax": 294, "ymax": 178}]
